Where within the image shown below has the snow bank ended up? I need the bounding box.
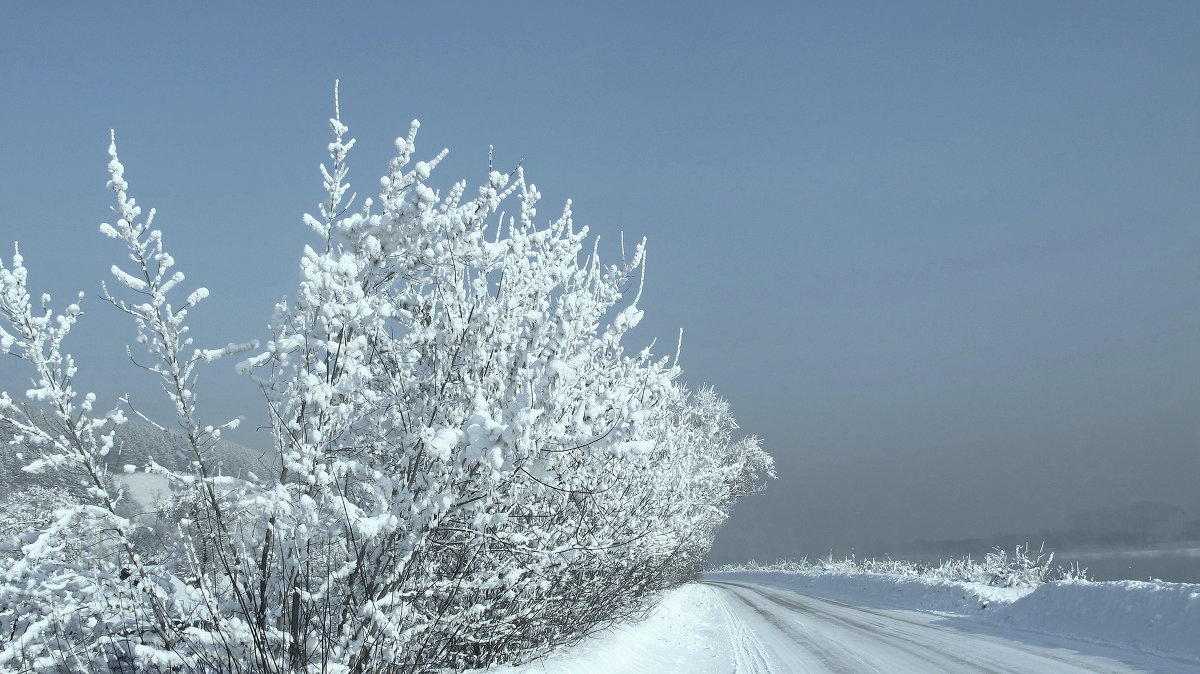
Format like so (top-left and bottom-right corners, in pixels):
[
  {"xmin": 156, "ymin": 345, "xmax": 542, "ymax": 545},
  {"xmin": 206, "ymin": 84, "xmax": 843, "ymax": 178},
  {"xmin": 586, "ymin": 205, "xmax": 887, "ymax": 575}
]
[
  {"xmin": 985, "ymin": 579, "xmax": 1200, "ymax": 660},
  {"xmin": 708, "ymin": 570, "xmax": 1200, "ymax": 662},
  {"xmin": 483, "ymin": 584, "xmax": 733, "ymax": 674}
]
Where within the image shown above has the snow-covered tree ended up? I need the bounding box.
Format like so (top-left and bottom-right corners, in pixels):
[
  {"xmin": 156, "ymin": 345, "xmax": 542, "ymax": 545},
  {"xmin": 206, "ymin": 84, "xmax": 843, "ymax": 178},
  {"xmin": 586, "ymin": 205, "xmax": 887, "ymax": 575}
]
[{"xmin": 0, "ymin": 95, "xmax": 772, "ymax": 672}]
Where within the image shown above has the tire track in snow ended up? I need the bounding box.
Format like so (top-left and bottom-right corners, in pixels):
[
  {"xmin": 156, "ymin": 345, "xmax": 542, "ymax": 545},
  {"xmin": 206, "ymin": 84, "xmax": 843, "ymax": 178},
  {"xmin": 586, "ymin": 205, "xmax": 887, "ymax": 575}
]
[
  {"xmin": 705, "ymin": 581, "xmax": 1153, "ymax": 674},
  {"xmin": 734, "ymin": 584, "xmax": 1118, "ymax": 674},
  {"xmin": 716, "ymin": 582, "xmax": 991, "ymax": 673},
  {"xmin": 712, "ymin": 585, "xmax": 774, "ymax": 672},
  {"xmin": 720, "ymin": 589, "xmax": 864, "ymax": 673},
  {"xmin": 715, "ymin": 582, "xmax": 954, "ymax": 673}
]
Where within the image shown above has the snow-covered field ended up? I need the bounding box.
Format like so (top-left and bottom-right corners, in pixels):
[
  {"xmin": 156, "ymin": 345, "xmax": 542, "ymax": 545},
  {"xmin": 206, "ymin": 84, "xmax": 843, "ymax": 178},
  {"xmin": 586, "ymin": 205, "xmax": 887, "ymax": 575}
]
[{"xmin": 487, "ymin": 570, "xmax": 1200, "ymax": 673}]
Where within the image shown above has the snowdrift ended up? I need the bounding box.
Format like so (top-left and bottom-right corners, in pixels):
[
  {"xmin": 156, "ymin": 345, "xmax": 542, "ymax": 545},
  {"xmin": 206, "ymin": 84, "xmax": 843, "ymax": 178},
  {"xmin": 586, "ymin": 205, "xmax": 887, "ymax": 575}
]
[{"xmin": 986, "ymin": 579, "xmax": 1200, "ymax": 660}]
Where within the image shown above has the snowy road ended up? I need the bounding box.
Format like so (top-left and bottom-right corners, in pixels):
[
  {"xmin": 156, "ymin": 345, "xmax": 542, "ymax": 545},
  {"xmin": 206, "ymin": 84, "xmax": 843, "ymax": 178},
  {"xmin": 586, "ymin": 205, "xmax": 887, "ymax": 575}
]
[
  {"xmin": 707, "ymin": 581, "xmax": 1189, "ymax": 673},
  {"xmin": 494, "ymin": 580, "xmax": 1197, "ymax": 674}
]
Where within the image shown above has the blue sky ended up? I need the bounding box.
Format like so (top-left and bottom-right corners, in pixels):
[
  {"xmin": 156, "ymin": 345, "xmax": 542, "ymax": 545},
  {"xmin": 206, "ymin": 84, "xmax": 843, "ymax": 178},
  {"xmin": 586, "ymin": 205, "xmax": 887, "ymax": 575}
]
[{"xmin": 2, "ymin": 2, "xmax": 1198, "ymax": 559}]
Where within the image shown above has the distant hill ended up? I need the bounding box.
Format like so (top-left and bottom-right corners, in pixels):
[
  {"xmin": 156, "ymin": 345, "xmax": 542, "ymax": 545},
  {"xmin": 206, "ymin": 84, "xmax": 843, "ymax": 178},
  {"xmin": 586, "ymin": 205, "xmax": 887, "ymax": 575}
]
[
  {"xmin": 1, "ymin": 405, "xmax": 277, "ymax": 502},
  {"xmin": 101, "ymin": 413, "xmax": 278, "ymax": 481}
]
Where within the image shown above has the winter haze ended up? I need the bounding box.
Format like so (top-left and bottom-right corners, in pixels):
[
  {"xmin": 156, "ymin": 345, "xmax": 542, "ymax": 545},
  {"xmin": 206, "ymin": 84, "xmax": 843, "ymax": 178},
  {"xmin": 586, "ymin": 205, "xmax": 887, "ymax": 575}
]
[{"xmin": 2, "ymin": 2, "xmax": 1198, "ymax": 563}]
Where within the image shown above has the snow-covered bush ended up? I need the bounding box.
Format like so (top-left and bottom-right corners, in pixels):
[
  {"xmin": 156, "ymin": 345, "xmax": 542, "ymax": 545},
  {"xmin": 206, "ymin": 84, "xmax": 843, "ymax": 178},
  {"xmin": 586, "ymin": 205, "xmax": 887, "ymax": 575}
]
[
  {"xmin": 978, "ymin": 543, "xmax": 1079, "ymax": 588},
  {"xmin": 0, "ymin": 97, "xmax": 771, "ymax": 673},
  {"xmin": 715, "ymin": 544, "xmax": 1089, "ymax": 588}
]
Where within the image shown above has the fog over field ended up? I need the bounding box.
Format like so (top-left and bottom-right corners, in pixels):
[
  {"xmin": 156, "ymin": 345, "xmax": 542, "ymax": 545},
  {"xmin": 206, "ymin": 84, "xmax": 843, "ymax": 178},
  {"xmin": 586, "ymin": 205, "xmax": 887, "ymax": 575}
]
[{"xmin": 3, "ymin": 1, "xmax": 1198, "ymax": 565}]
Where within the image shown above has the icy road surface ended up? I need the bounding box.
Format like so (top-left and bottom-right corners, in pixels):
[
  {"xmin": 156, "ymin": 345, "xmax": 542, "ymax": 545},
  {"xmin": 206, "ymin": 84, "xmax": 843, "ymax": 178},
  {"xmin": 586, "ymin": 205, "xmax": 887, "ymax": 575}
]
[{"xmin": 707, "ymin": 580, "xmax": 1191, "ymax": 673}]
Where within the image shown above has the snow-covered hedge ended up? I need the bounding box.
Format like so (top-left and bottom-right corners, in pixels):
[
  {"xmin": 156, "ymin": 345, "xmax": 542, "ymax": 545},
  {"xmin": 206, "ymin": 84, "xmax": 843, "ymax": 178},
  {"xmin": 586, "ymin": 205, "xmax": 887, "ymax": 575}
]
[
  {"xmin": 714, "ymin": 544, "xmax": 1089, "ymax": 589},
  {"xmin": 0, "ymin": 97, "xmax": 772, "ymax": 673}
]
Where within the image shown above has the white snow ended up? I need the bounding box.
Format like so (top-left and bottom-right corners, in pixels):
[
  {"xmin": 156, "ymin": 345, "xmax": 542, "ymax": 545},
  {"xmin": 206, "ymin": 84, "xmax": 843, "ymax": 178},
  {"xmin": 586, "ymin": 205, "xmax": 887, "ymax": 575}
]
[
  {"xmin": 709, "ymin": 570, "xmax": 1200, "ymax": 662},
  {"xmin": 988, "ymin": 579, "xmax": 1200, "ymax": 659},
  {"xmin": 485, "ymin": 584, "xmax": 733, "ymax": 674},
  {"xmin": 487, "ymin": 571, "xmax": 1200, "ymax": 673},
  {"xmin": 116, "ymin": 471, "xmax": 170, "ymax": 509}
]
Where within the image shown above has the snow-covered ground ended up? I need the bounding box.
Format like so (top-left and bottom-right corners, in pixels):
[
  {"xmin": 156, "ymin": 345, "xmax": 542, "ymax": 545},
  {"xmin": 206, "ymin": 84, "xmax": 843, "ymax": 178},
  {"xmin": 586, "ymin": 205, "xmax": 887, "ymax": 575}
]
[
  {"xmin": 484, "ymin": 583, "xmax": 731, "ymax": 674},
  {"xmin": 487, "ymin": 571, "xmax": 1200, "ymax": 673}
]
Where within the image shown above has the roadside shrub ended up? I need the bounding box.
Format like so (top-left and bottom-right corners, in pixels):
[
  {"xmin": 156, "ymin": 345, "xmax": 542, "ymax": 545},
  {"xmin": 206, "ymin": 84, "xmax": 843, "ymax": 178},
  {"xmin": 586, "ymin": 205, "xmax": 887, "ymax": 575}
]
[
  {"xmin": 715, "ymin": 543, "xmax": 1090, "ymax": 588},
  {"xmin": 0, "ymin": 95, "xmax": 772, "ymax": 672}
]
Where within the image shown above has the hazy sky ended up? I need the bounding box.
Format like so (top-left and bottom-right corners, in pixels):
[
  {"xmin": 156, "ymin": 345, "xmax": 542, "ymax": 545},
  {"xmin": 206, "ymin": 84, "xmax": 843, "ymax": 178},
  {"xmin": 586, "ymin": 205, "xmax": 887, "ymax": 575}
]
[{"xmin": 2, "ymin": 2, "xmax": 1197, "ymax": 563}]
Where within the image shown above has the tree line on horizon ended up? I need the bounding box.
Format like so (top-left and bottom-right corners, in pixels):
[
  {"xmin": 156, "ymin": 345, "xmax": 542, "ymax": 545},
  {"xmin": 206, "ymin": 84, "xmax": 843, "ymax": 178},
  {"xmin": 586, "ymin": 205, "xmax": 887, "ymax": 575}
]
[{"xmin": 909, "ymin": 501, "xmax": 1200, "ymax": 555}]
